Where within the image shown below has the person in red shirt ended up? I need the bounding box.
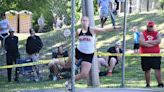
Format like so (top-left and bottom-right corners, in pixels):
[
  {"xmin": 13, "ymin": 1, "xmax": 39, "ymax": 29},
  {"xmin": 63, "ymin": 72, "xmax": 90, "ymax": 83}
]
[{"xmin": 139, "ymin": 21, "xmax": 163, "ymax": 88}]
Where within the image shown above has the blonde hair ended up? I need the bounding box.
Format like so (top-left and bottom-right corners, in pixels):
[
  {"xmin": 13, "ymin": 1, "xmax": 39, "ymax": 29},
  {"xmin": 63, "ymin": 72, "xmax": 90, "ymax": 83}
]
[{"xmin": 81, "ymin": 16, "xmax": 89, "ymax": 21}]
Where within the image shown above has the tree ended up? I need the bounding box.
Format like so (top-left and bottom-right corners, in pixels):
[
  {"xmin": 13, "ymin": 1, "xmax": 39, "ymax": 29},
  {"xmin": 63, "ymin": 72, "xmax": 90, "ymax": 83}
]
[
  {"xmin": 129, "ymin": 0, "xmax": 132, "ymax": 13},
  {"xmin": 147, "ymin": 0, "xmax": 150, "ymax": 12},
  {"xmin": 159, "ymin": 0, "xmax": 164, "ymax": 10},
  {"xmin": 0, "ymin": 0, "xmax": 52, "ymax": 29},
  {"xmin": 82, "ymin": 0, "xmax": 100, "ymax": 87}
]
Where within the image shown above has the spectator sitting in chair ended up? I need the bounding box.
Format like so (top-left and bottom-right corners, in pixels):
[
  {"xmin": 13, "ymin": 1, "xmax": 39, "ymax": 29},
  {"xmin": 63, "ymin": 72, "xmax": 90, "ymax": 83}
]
[
  {"xmin": 48, "ymin": 46, "xmax": 68, "ymax": 81},
  {"xmin": 106, "ymin": 41, "xmax": 122, "ymax": 76}
]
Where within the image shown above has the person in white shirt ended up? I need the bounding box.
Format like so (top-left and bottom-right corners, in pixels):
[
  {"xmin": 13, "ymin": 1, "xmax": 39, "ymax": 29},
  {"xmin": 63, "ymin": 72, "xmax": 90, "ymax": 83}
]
[
  {"xmin": 64, "ymin": 16, "xmax": 121, "ymax": 91},
  {"xmin": 0, "ymin": 12, "xmax": 10, "ymax": 50},
  {"xmin": 37, "ymin": 15, "xmax": 45, "ymax": 33},
  {"xmin": 55, "ymin": 15, "xmax": 65, "ymax": 30}
]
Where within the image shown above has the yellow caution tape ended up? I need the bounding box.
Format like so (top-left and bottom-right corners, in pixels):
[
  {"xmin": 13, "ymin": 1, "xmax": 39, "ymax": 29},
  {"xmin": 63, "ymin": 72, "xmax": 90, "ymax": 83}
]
[
  {"xmin": 0, "ymin": 52, "xmax": 163, "ymax": 69},
  {"xmin": 0, "ymin": 60, "xmax": 51, "ymax": 69},
  {"xmin": 97, "ymin": 52, "xmax": 164, "ymax": 57}
]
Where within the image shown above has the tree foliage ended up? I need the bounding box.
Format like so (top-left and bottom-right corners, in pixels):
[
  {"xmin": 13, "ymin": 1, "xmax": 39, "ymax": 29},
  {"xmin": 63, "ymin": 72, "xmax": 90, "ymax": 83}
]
[
  {"xmin": 0, "ymin": 0, "xmax": 85, "ymax": 28},
  {"xmin": 159, "ymin": 0, "xmax": 164, "ymax": 9},
  {"xmin": 0, "ymin": 0, "xmax": 52, "ymax": 29}
]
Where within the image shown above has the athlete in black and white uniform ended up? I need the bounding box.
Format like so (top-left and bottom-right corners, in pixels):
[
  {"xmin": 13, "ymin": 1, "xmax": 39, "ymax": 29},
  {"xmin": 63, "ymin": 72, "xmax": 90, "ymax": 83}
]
[
  {"xmin": 76, "ymin": 27, "xmax": 95, "ymax": 64},
  {"xmin": 65, "ymin": 16, "xmax": 121, "ymax": 91}
]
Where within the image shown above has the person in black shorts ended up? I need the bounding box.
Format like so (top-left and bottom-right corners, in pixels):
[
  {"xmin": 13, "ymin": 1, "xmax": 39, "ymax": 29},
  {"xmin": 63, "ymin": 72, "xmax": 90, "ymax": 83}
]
[
  {"xmin": 64, "ymin": 16, "xmax": 121, "ymax": 91},
  {"xmin": 140, "ymin": 21, "xmax": 163, "ymax": 88},
  {"xmin": 131, "ymin": 26, "xmax": 140, "ymax": 53},
  {"xmin": 133, "ymin": 43, "xmax": 139, "ymax": 51},
  {"xmin": 141, "ymin": 56, "xmax": 163, "ymax": 87}
]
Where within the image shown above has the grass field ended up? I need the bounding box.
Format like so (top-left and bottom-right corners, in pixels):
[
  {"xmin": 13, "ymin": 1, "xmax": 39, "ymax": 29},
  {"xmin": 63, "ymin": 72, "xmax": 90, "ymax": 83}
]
[{"xmin": 0, "ymin": 10, "xmax": 164, "ymax": 92}]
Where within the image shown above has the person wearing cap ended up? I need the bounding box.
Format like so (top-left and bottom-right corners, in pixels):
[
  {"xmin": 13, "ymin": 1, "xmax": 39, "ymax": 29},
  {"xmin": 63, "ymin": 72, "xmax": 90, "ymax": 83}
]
[
  {"xmin": 4, "ymin": 28, "xmax": 20, "ymax": 82},
  {"xmin": 106, "ymin": 41, "xmax": 122, "ymax": 76},
  {"xmin": 139, "ymin": 21, "xmax": 163, "ymax": 87}
]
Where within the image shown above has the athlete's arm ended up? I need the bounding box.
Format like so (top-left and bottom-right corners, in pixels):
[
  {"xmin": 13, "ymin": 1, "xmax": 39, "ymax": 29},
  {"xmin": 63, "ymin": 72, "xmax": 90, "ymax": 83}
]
[
  {"xmin": 75, "ymin": 29, "xmax": 81, "ymax": 37},
  {"xmin": 90, "ymin": 26, "xmax": 121, "ymax": 34}
]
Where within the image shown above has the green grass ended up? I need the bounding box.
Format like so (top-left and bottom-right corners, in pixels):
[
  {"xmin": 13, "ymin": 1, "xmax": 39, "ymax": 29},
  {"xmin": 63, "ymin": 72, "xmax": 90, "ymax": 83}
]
[{"xmin": 0, "ymin": 10, "xmax": 164, "ymax": 92}]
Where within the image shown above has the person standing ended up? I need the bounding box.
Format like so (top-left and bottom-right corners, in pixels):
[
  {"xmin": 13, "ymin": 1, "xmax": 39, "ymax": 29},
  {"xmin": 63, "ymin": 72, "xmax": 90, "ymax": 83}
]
[
  {"xmin": 0, "ymin": 12, "xmax": 9, "ymax": 38},
  {"xmin": 55, "ymin": 15, "xmax": 65, "ymax": 30},
  {"xmin": 97, "ymin": 0, "xmax": 116, "ymax": 28},
  {"xmin": 139, "ymin": 21, "xmax": 163, "ymax": 88},
  {"xmin": 4, "ymin": 28, "xmax": 20, "ymax": 82},
  {"xmin": 115, "ymin": 0, "xmax": 119, "ymax": 13},
  {"xmin": 132, "ymin": 26, "xmax": 140, "ymax": 53},
  {"xmin": 0, "ymin": 12, "xmax": 10, "ymax": 53},
  {"xmin": 26, "ymin": 28, "xmax": 43, "ymax": 62},
  {"xmin": 37, "ymin": 14, "xmax": 45, "ymax": 33},
  {"xmin": 26, "ymin": 28, "xmax": 43, "ymax": 81}
]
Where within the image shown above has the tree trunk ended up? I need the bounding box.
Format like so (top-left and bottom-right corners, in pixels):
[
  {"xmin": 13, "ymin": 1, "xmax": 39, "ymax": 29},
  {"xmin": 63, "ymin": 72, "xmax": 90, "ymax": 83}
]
[
  {"xmin": 82, "ymin": 0, "xmax": 87, "ymax": 16},
  {"xmin": 139, "ymin": 0, "xmax": 142, "ymax": 12},
  {"xmin": 82, "ymin": 0, "xmax": 100, "ymax": 87},
  {"xmin": 147, "ymin": 0, "xmax": 149, "ymax": 12},
  {"xmin": 129, "ymin": 0, "xmax": 132, "ymax": 13},
  {"xmin": 152, "ymin": 0, "xmax": 155, "ymax": 9},
  {"xmin": 136, "ymin": 0, "xmax": 140, "ymax": 12}
]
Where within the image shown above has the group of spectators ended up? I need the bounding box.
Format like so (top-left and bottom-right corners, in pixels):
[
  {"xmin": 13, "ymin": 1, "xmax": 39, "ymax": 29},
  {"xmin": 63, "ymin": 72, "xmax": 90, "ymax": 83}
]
[
  {"xmin": 48, "ymin": 17, "xmax": 163, "ymax": 90},
  {"xmin": 0, "ymin": 12, "xmax": 43, "ymax": 82},
  {"xmin": 1, "ymin": 2, "xmax": 163, "ymax": 89}
]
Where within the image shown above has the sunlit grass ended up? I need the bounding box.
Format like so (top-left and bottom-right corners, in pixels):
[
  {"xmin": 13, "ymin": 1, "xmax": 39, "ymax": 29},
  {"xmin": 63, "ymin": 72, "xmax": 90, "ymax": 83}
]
[{"xmin": 0, "ymin": 10, "xmax": 164, "ymax": 92}]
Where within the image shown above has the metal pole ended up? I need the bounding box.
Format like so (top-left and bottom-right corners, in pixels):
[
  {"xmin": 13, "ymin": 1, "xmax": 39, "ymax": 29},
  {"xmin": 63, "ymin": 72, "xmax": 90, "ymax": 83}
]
[
  {"xmin": 71, "ymin": 0, "xmax": 76, "ymax": 92},
  {"xmin": 121, "ymin": 0, "xmax": 127, "ymax": 87}
]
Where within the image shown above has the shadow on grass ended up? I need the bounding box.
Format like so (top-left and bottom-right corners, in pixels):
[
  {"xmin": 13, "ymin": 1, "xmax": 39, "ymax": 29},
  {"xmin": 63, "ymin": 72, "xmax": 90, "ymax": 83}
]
[{"xmin": 0, "ymin": 10, "xmax": 164, "ymax": 91}]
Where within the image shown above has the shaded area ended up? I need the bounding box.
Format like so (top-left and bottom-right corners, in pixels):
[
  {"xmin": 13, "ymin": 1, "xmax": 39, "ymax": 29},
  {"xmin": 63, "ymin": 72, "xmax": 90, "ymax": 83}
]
[{"xmin": 0, "ymin": 11, "xmax": 164, "ymax": 92}]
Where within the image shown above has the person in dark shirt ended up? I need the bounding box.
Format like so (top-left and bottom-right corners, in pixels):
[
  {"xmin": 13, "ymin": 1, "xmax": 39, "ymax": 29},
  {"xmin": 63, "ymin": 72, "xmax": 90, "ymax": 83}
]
[
  {"xmin": 26, "ymin": 28, "xmax": 43, "ymax": 62},
  {"xmin": 49, "ymin": 46, "xmax": 68, "ymax": 81},
  {"xmin": 4, "ymin": 28, "xmax": 20, "ymax": 82},
  {"xmin": 107, "ymin": 41, "xmax": 122, "ymax": 76},
  {"xmin": 52, "ymin": 46, "xmax": 68, "ymax": 59}
]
